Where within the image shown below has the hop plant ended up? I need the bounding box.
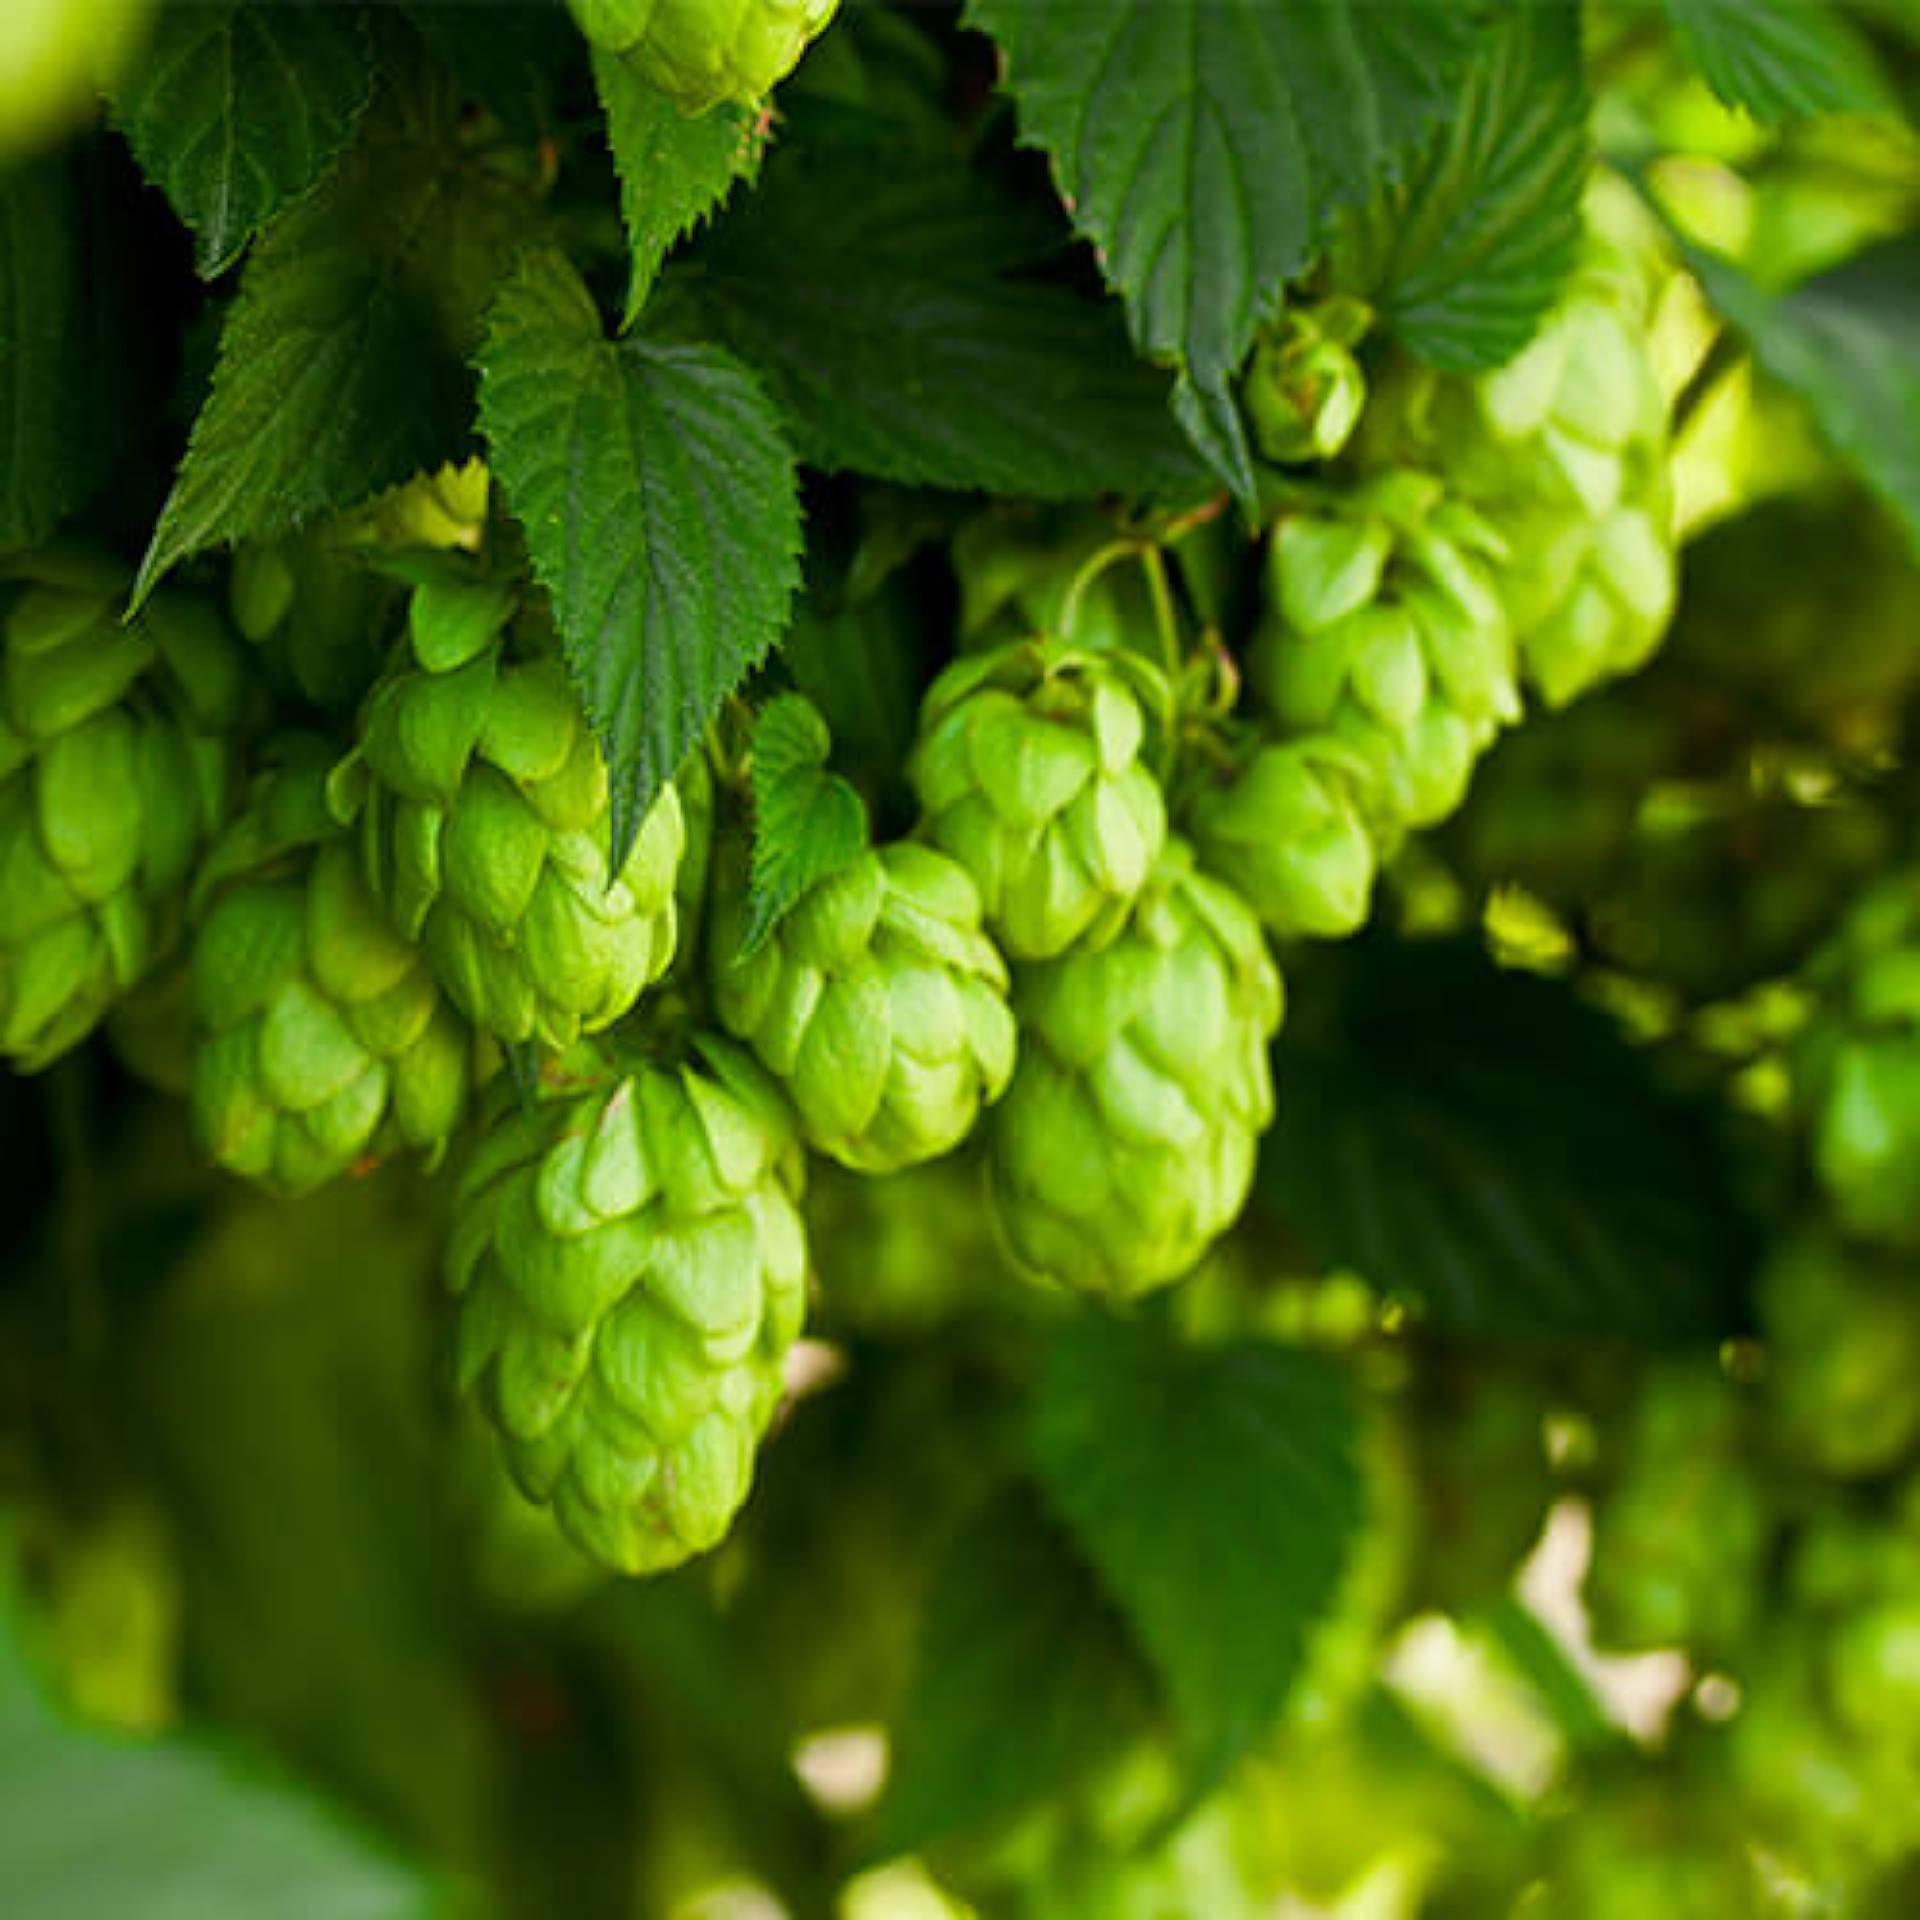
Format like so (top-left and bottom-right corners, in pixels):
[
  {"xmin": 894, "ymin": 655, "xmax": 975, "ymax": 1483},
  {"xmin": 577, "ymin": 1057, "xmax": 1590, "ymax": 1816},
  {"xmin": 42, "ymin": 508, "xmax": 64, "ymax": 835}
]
[
  {"xmin": 989, "ymin": 842, "xmax": 1281, "ymax": 1298},
  {"xmin": 1185, "ymin": 737, "xmax": 1378, "ymax": 941},
  {"xmin": 1795, "ymin": 871, "xmax": 1920, "ymax": 1248},
  {"xmin": 448, "ymin": 1039, "xmax": 809, "ymax": 1575},
  {"xmin": 0, "ymin": 561, "xmax": 246, "ymax": 1071},
  {"xmin": 569, "ymin": 0, "xmax": 838, "ymax": 112},
  {"xmin": 711, "ymin": 841, "xmax": 1016, "ymax": 1173},
  {"xmin": 1362, "ymin": 218, "xmax": 1676, "ymax": 708},
  {"xmin": 0, "ymin": 0, "xmax": 152, "ymax": 157},
  {"xmin": 910, "ymin": 640, "xmax": 1170, "ymax": 961},
  {"xmin": 189, "ymin": 749, "xmax": 474, "ymax": 1199},
  {"xmin": 331, "ymin": 576, "xmax": 685, "ymax": 1051},
  {"xmin": 1761, "ymin": 1230, "xmax": 1920, "ymax": 1480},
  {"xmin": 1250, "ymin": 469, "xmax": 1520, "ymax": 839}
]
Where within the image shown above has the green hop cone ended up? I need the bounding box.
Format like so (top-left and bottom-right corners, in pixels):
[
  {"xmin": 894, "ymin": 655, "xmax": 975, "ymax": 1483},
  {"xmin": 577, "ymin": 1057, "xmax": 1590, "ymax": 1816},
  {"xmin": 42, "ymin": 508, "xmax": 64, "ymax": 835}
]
[
  {"xmin": 0, "ymin": 0, "xmax": 153, "ymax": 157},
  {"xmin": 448, "ymin": 1039, "xmax": 809, "ymax": 1575},
  {"xmin": 1244, "ymin": 295, "xmax": 1371, "ymax": 466},
  {"xmin": 0, "ymin": 559, "xmax": 246, "ymax": 1070},
  {"xmin": 1762, "ymin": 1229, "xmax": 1920, "ymax": 1478},
  {"xmin": 230, "ymin": 536, "xmax": 401, "ymax": 720},
  {"xmin": 189, "ymin": 749, "xmax": 474, "ymax": 1199},
  {"xmin": 571, "ymin": 0, "xmax": 838, "ymax": 112},
  {"xmin": 1250, "ymin": 469, "xmax": 1520, "ymax": 839},
  {"xmin": 910, "ymin": 640, "xmax": 1170, "ymax": 961},
  {"xmin": 1185, "ymin": 736, "xmax": 1378, "ymax": 941},
  {"xmin": 1363, "ymin": 220, "xmax": 1676, "ymax": 708},
  {"xmin": 1795, "ymin": 871, "xmax": 1920, "ymax": 1247},
  {"xmin": 712, "ymin": 840, "xmax": 1016, "ymax": 1173},
  {"xmin": 333, "ymin": 576, "xmax": 684, "ymax": 1051},
  {"xmin": 1584, "ymin": 1358, "xmax": 1772, "ymax": 1659},
  {"xmin": 988, "ymin": 842, "xmax": 1282, "ymax": 1298}
]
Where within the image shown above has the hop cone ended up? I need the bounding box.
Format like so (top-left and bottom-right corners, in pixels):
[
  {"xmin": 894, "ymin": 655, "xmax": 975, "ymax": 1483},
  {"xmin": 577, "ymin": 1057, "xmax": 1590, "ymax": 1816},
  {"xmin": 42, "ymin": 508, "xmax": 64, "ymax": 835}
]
[
  {"xmin": 1796, "ymin": 871, "xmax": 1920, "ymax": 1247},
  {"xmin": 570, "ymin": 0, "xmax": 838, "ymax": 111},
  {"xmin": 910, "ymin": 640, "xmax": 1169, "ymax": 961},
  {"xmin": 1364, "ymin": 226, "xmax": 1676, "ymax": 707},
  {"xmin": 189, "ymin": 751, "xmax": 473, "ymax": 1198},
  {"xmin": 1761, "ymin": 1229, "xmax": 1920, "ymax": 1479},
  {"xmin": 1251, "ymin": 470, "xmax": 1519, "ymax": 840},
  {"xmin": 712, "ymin": 841, "xmax": 1016, "ymax": 1172},
  {"xmin": 988, "ymin": 842, "xmax": 1281, "ymax": 1298},
  {"xmin": 1186, "ymin": 737, "xmax": 1377, "ymax": 941},
  {"xmin": 1584, "ymin": 1358, "xmax": 1772, "ymax": 1659},
  {"xmin": 0, "ymin": 561, "xmax": 246, "ymax": 1070},
  {"xmin": 334, "ymin": 576, "xmax": 684, "ymax": 1050},
  {"xmin": 1244, "ymin": 295, "xmax": 1370, "ymax": 465},
  {"xmin": 449, "ymin": 1040, "xmax": 809, "ymax": 1575}
]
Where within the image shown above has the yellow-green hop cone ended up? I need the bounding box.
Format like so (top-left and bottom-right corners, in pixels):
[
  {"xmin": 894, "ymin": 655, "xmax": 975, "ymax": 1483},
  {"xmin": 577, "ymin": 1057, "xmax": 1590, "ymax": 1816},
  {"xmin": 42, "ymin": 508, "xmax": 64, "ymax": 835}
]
[
  {"xmin": 0, "ymin": 0, "xmax": 153, "ymax": 158},
  {"xmin": 334, "ymin": 575, "xmax": 684, "ymax": 1050},
  {"xmin": 189, "ymin": 753, "xmax": 474, "ymax": 1199},
  {"xmin": 0, "ymin": 563, "xmax": 246, "ymax": 1070},
  {"xmin": 1363, "ymin": 237, "xmax": 1676, "ymax": 707},
  {"xmin": 572, "ymin": 0, "xmax": 838, "ymax": 112},
  {"xmin": 1186, "ymin": 737, "xmax": 1378, "ymax": 941},
  {"xmin": 1244, "ymin": 295, "xmax": 1370, "ymax": 466},
  {"xmin": 1760, "ymin": 1228, "xmax": 1920, "ymax": 1479},
  {"xmin": 1796, "ymin": 871, "xmax": 1920, "ymax": 1248},
  {"xmin": 988, "ymin": 842, "xmax": 1282, "ymax": 1299},
  {"xmin": 1584, "ymin": 1358, "xmax": 1772, "ymax": 1660},
  {"xmin": 910, "ymin": 639, "xmax": 1169, "ymax": 961},
  {"xmin": 448, "ymin": 1039, "xmax": 809, "ymax": 1576},
  {"xmin": 1251, "ymin": 469, "xmax": 1519, "ymax": 838},
  {"xmin": 712, "ymin": 841, "xmax": 1016, "ymax": 1173}
]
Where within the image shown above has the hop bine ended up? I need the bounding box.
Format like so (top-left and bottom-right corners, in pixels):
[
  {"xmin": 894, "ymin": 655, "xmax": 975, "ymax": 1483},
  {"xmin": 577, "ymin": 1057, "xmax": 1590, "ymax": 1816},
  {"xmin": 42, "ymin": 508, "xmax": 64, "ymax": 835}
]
[{"xmin": 449, "ymin": 1039, "xmax": 809, "ymax": 1575}]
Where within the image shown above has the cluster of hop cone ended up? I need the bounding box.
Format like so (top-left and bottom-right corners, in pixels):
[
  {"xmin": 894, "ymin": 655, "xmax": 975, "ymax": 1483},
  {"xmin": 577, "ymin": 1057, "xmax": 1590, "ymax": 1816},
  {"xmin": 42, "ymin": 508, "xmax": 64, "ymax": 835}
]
[{"xmin": 0, "ymin": 207, "xmax": 1687, "ymax": 1576}]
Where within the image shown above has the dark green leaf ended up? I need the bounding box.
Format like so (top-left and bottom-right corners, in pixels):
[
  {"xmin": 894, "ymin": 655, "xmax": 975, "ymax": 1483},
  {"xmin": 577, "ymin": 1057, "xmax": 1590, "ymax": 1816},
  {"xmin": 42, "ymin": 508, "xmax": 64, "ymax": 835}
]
[
  {"xmin": 0, "ymin": 1593, "xmax": 438, "ymax": 1917},
  {"xmin": 134, "ymin": 104, "xmax": 538, "ymax": 603},
  {"xmin": 965, "ymin": 0, "xmax": 1482, "ymax": 485},
  {"xmin": 1663, "ymin": 0, "xmax": 1894, "ymax": 123},
  {"xmin": 1342, "ymin": 0, "xmax": 1591, "ymax": 372},
  {"xmin": 676, "ymin": 148, "xmax": 1211, "ymax": 501},
  {"xmin": 0, "ymin": 152, "xmax": 127, "ymax": 553},
  {"xmin": 1260, "ymin": 939, "xmax": 1752, "ymax": 1340},
  {"xmin": 1031, "ymin": 1316, "xmax": 1363, "ymax": 1779},
  {"xmin": 111, "ymin": 1, "xmax": 374, "ymax": 277},
  {"xmin": 882, "ymin": 1485, "xmax": 1155, "ymax": 1852},
  {"xmin": 594, "ymin": 50, "xmax": 761, "ymax": 325},
  {"xmin": 403, "ymin": 0, "xmax": 577, "ymax": 141},
  {"xmin": 1694, "ymin": 237, "xmax": 1920, "ymax": 557},
  {"xmin": 478, "ymin": 249, "xmax": 803, "ymax": 857},
  {"xmin": 740, "ymin": 695, "xmax": 869, "ymax": 960}
]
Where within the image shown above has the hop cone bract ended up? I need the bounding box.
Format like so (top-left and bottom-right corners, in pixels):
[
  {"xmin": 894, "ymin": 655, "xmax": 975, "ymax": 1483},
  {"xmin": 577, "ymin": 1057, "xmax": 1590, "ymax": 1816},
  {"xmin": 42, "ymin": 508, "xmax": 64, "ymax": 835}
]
[
  {"xmin": 713, "ymin": 841, "xmax": 1016, "ymax": 1172},
  {"xmin": 190, "ymin": 751, "xmax": 473, "ymax": 1198},
  {"xmin": 0, "ymin": 562, "xmax": 245, "ymax": 1070},
  {"xmin": 910, "ymin": 640, "xmax": 1169, "ymax": 960},
  {"xmin": 449, "ymin": 1040, "xmax": 809, "ymax": 1575},
  {"xmin": 989, "ymin": 842, "xmax": 1281, "ymax": 1297},
  {"xmin": 1251, "ymin": 470, "xmax": 1520, "ymax": 837},
  {"xmin": 571, "ymin": 0, "xmax": 838, "ymax": 111},
  {"xmin": 335, "ymin": 577, "xmax": 684, "ymax": 1050}
]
